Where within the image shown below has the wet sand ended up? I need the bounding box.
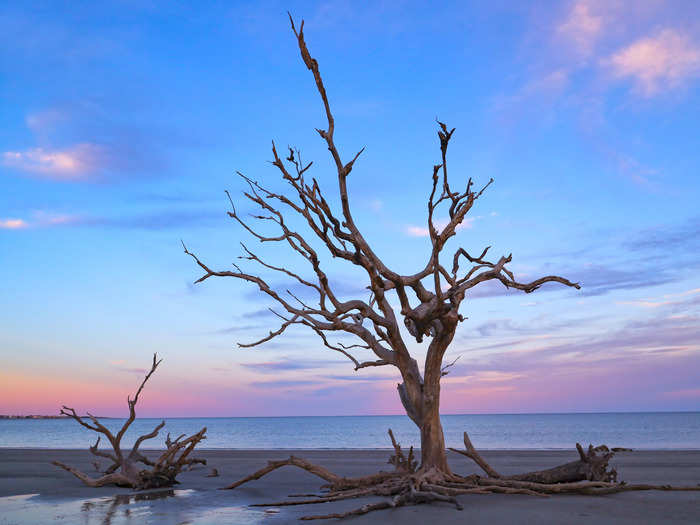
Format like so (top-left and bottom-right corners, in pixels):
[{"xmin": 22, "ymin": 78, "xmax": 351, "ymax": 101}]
[{"xmin": 1, "ymin": 449, "xmax": 699, "ymax": 523}]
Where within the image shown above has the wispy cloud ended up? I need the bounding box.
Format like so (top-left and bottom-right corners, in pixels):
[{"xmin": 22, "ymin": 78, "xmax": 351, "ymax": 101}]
[
  {"xmin": 213, "ymin": 324, "xmax": 261, "ymax": 335},
  {"xmin": 405, "ymin": 217, "xmax": 475, "ymax": 238},
  {"xmin": 1, "ymin": 209, "xmax": 220, "ymax": 231},
  {"xmin": 617, "ymin": 288, "xmax": 700, "ymax": 309},
  {"xmin": 240, "ymin": 359, "xmax": 340, "ymax": 374},
  {"xmin": 2, "ymin": 144, "xmax": 105, "ymax": 181},
  {"xmin": 108, "ymin": 359, "xmax": 147, "ymax": 374},
  {"xmin": 327, "ymin": 374, "xmax": 397, "ymax": 382},
  {"xmin": 4, "ymin": 106, "xmax": 171, "ymax": 183},
  {"xmin": 624, "ymin": 216, "xmax": 700, "ymax": 253},
  {"xmin": 0, "ymin": 218, "xmax": 28, "ymax": 230},
  {"xmin": 449, "ymin": 313, "xmax": 700, "ymax": 409},
  {"xmin": 604, "ymin": 29, "xmax": 700, "ymax": 96},
  {"xmin": 405, "ymin": 225, "xmax": 430, "ymax": 237},
  {"xmin": 461, "ymin": 371, "xmax": 525, "ymax": 383},
  {"xmin": 663, "ymin": 388, "xmax": 700, "ymax": 400},
  {"xmin": 556, "ymin": 0, "xmax": 604, "ymax": 57},
  {"xmin": 250, "ymin": 379, "xmax": 318, "ymax": 389},
  {"xmin": 25, "ymin": 109, "xmax": 66, "ymax": 136},
  {"xmin": 0, "ymin": 212, "xmax": 84, "ymax": 230}
]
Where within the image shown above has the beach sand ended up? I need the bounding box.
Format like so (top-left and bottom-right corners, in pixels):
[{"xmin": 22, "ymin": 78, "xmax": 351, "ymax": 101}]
[{"xmin": 1, "ymin": 448, "xmax": 699, "ymax": 523}]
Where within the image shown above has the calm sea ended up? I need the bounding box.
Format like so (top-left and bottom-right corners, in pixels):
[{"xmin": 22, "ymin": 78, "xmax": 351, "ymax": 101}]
[{"xmin": 1, "ymin": 413, "xmax": 698, "ymax": 450}]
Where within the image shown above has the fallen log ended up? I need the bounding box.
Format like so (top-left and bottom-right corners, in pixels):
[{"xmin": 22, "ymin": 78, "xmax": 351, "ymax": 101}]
[{"xmin": 450, "ymin": 432, "xmax": 617, "ymax": 483}]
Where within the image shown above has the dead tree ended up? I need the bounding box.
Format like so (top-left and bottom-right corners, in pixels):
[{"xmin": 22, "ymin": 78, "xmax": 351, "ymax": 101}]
[
  {"xmin": 184, "ymin": 15, "xmax": 699, "ymax": 518},
  {"xmin": 184, "ymin": 12, "xmax": 579, "ymax": 480},
  {"xmin": 53, "ymin": 354, "xmax": 207, "ymax": 489}
]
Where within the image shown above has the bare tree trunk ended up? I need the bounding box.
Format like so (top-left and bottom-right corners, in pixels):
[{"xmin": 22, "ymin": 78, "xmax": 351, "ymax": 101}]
[
  {"xmin": 398, "ymin": 375, "xmax": 449, "ymax": 473},
  {"xmin": 399, "ymin": 324, "xmax": 456, "ymax": 474},
  {"xmin": 421, "ymin": 316, "xmax": 459, "ymax": 473},
  {"xmin": 419, "ymin": 392, "xmax": 449, "ymax": 473}
]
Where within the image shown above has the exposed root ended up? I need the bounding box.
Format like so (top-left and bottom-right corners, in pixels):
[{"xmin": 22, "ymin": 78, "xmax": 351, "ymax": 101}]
[
  {"xmin": 222, "ymin": 455, "xmax": 342, "ymax": 490},
  {"xmin": 296, "ymin": 483, "xmax": 463, "ymax": 520},
  {"xmin": 222, "ymin": 428, "xmax": 700, "ymax": 519}
]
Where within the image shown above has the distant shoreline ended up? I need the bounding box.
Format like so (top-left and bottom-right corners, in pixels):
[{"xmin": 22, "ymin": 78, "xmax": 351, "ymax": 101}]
[
  {"xmin": 0, "ymin": 415, "xmax": 115, "ymax": 420},
  {"xmin": 0, "ymin": 415, "xmax": 67, "ymax": 420}
]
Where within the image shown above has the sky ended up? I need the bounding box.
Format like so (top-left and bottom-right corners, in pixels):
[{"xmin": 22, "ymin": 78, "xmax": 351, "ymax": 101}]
[{"xmin": 1, "ymin": 0, "xmax": 699, "ymax": 417}]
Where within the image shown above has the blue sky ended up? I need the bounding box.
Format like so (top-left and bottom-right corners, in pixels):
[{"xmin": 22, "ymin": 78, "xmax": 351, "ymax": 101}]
[{"xmin": 1, "ymin": 0, "xmax": 699, "ymax": 416}]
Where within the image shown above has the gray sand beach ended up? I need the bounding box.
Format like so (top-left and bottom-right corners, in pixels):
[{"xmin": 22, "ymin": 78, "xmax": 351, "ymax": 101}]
[{"xmin": 1, "ymin": 448, "xmax": 699, "ymax": 523}]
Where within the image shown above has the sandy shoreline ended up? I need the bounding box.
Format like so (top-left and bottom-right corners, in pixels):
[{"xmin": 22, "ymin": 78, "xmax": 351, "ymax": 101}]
[{"xmin": 1, "ymin": 448, "xmax": 699, "ymax": 523}]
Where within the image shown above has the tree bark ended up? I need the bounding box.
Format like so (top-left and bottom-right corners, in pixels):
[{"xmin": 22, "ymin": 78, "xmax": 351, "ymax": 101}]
[
  {"xmin": 416, "ymin": 320, "xmax": 458, "ymax": 474},
  {"xmin": 419, "ymin": 398, "xmax": 449, "ymax": 473}
]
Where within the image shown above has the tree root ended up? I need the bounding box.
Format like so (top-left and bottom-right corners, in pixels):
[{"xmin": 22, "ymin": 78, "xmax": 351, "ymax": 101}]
[{"xmin": 222, "ymin": 428, "xmax": 700, "ymax": 520}]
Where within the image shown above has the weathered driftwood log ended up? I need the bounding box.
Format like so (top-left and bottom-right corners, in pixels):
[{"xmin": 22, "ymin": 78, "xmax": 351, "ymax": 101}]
[
  {"xmin": 449, "ymin": 431, "xmax": 617, "ymax": 483},
  {"xmin": 52, "ymin": 354, "xmax": 207, "ymax": 489},
  {"xmin": 509, "ymin": 444, "xmax": 617, "ymax": 483}
]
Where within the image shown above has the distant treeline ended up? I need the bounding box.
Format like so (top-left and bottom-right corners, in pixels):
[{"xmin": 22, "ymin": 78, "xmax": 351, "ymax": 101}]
[{"xmin": 0, "ymin": 415, "xmax": 68, "ymax": 419}]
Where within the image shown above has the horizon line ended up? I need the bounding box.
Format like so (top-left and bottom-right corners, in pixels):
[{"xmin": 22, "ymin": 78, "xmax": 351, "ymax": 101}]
[{"xmin": 3, "ymin": 410, "xmax": 699, "ymax": 419}]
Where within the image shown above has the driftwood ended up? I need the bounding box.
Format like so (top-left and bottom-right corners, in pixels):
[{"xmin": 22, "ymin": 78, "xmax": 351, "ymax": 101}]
[
  {"xmin": 52, "ymin": 354, "xmax": 207, "ymax": 489},
  {"xmin": 509, "ymin": 444, "xmax": 617, "ymax": 483},
  {"xmin": 387, "ymin": 428, "xmax": 417, "ymax": 473},
  {"xmin": 221, "ymin": 428, "xmax": 700, "ymax": 520},
  {"xmin": 449, "ymin": 432, "xmax": 617, "ymax": 483}
]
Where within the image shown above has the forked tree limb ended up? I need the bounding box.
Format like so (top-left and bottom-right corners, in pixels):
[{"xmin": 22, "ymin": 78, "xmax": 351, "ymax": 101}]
[{"xmin": 448, "ymin": 431, "xmax": 502, "ymax": 478}]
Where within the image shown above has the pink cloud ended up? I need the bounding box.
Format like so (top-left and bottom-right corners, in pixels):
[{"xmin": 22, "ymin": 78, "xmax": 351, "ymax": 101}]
[
  {"xmin": 556, "ymin": 0, "xmax": 604, "ymax": 57},
  {"xmin": 2, "ymin": 143, "xmax": 104, "ymax": 181},
  {"xmin": 604, "ymin": 29, "xmax": 700, "ymax": 96},
  {"xmin": 663, "ymin": 388, "xmax": 700, "ymax": 400},
  {"xmin": 0, "ymin": 211, "xmax": 85, "ymax": 230},
  {"xmin": 0, "ymin": 218, "xmax": 28, "ymax": 230},
  {"xmin": 405, "ymin": 225, "xmax": 430, "ymax": 237}
]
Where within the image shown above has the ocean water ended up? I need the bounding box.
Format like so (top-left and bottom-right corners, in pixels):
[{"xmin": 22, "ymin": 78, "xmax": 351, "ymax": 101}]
[{"xmin": 0, "ymin": 412, "xmax": 698, "ymax": 450}]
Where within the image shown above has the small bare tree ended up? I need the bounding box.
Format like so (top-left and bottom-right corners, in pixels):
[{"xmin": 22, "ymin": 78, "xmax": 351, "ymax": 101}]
[
  {"xmin": 184, "ymin": 15, "xmax": 699, "ymax": 519},
  {"xmin": 53, "ymin": 354, "xmax": 207, "ymax": 489}
]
